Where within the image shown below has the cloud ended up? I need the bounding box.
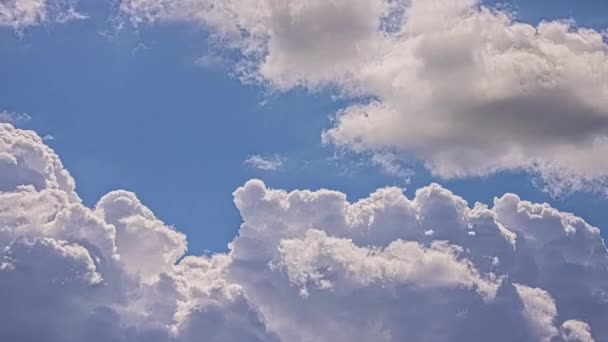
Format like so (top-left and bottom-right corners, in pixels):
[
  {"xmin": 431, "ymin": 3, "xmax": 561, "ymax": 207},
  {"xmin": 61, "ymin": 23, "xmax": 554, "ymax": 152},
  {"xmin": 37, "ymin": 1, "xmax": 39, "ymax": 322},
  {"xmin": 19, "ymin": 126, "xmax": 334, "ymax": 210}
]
[
  {"xmin": 231, "ymin": 179, "xmax": 607, "ymax": 341},
  {"xmin": 370, "ymin": 152, "xmax": 413, "ymax": 181},
  {"xmin": 119, "ymin": 0, "xmax": 608, "ymax": 195},
  {"xmin": 0, "ymin": 123, "xmax": 75, "ymax": 198},
  {"xmin": 42, "ymin": 134, "xmax": 55, "ymax": 141},
  {"xmin": 0, "ymin": 111, "xmax": 31, "ymax": 125},
  {"xmin": 2, "ymin": 123, "xmax": 607, "ymax": 340},
  {"xmin": 244, "ymin": 154, "xmax": 285, "ymax": 172},
  {"xmin": 0, "ymin": 0, "xmax": 85, "ymax": 29},
  {"xmin": 0, "ymin": 123, "xmax": 276, "ymax": 342}
]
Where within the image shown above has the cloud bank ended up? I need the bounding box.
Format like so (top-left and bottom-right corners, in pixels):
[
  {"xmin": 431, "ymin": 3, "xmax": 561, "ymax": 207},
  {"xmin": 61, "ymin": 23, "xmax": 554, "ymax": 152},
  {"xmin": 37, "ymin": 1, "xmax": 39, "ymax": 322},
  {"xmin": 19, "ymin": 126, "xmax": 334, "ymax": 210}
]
[
  {"xmin": 1, "ymin": 123, "xmax": 607, "ymax": 341},
  {"xmin": 119, "ymin": 0, "xmax": 608, "ymax": 195}
]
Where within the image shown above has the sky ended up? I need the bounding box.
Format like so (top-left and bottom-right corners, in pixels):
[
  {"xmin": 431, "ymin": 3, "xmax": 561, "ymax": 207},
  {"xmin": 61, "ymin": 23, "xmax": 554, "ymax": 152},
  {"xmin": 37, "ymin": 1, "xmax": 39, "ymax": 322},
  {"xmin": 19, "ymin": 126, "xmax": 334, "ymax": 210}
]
[{"xmin": 1, "ymin": 0, "xmax": 608, "ymax": 341}]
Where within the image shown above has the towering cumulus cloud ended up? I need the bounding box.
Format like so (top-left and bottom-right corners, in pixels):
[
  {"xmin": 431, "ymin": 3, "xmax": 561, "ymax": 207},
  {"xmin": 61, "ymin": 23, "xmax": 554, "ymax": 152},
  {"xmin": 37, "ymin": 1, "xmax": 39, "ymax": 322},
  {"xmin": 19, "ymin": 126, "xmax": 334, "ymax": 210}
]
[
  {"xmin": 120, "ymin": 0, "xmax": 608, "ymax": 195},
  {"xmin": 1, "ymin": 123, "xmax": 607, "ymax": 341},
  {"xmin": 0, "ymin": 123, "xmax": 276, "ymax": 342}
]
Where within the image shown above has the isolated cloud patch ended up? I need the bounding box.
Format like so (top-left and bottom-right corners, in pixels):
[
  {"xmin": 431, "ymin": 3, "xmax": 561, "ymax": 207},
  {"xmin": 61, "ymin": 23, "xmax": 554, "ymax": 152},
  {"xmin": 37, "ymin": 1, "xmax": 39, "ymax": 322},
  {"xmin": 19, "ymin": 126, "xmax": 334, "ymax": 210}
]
[
  {"xmin": 120, "ymin": 0, "xmax": 608, "ymax": 195},
  {"xmin": 244, "ymin": 154, "xmax": 285, "ymax": 172},
  {"xmin": 1, "ymin": 123, "xmax": 607, "ymax": 341}
]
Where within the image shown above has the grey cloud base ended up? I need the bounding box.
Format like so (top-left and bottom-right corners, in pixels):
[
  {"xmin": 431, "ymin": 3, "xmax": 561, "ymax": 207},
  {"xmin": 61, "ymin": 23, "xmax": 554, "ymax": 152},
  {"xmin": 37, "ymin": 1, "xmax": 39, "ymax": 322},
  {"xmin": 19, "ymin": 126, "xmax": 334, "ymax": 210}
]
[{"xmin": 0, "ymin": 123, "xmax": 606, "ymax": 341}]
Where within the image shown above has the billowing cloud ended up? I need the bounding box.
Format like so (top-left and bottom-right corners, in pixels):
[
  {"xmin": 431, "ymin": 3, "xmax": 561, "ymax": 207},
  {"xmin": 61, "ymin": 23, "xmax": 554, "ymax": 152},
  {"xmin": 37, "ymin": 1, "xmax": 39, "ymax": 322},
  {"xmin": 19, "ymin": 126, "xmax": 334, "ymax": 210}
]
[
  {"xmin": 0, "ymin": 0, "xmax": 84, "ymax": 29},
  {"xmin": 1, "ymin": 123, "xmax": 607, "ymax": 341},
  {"xmin": 231, "ymin": 179, "xmax": 607, "ymax": 341},
  {"xmin": 0, "ymin": 123, "xmax": 277, "ymax": 342},
  {"xmin": 119, "ymin": 0, "xmax": 608, "ymax": 195}
]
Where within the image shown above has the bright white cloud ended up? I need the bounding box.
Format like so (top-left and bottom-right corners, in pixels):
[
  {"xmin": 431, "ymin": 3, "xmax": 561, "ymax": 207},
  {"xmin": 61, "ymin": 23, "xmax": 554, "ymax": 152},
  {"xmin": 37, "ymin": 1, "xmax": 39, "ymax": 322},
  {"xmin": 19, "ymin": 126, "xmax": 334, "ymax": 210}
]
[
  {"xmin": 244, "ymin": 154, "xmax": 285, "ymax": 172},
  {"xmin": 0, "ymin": 123, "xmax": 276, "ymax": 342},
  {"xmin": 0, "ymin": 124, "xmax": 76, "ymax": 199},
  {"xmin": 230, "ymin": 179, "xmax": 608, "ymax": 341},
  {"xmin": 120, "ymin": 0, "xmax": 608, "ymax": 195},
  {"xmin": 1, "ymin": 123, "xmax": 608, "ymax": 341}
]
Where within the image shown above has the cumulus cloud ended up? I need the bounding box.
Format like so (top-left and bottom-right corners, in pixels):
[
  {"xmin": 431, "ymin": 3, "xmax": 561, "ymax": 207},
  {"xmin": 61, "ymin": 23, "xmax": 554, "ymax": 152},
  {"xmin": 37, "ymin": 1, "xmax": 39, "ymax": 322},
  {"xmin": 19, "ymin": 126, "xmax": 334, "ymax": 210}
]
[
  {"xmin": 231, "ymin": 179, "xmax": 608, "ymax": 341},
  {"xmin": 244, "ymin": 154, "xmax": 285, "ymax": 172},
  {"xmin": 0, "ymin": 0, "xmax": 85, "ymax": 29},
  {"xmin": 0, "ymin": 123, "xmax": 276, "ymax": 342},
  {"xmin": 119, "ymin": 0, "xmax": 608, "ymax": 195},
  {"xmin": 1, "ymin": 123, "xmax": 608, "ymax": 341},
  {"xmin": 0, "ymin": 123, "xmax": 76, "ymax": 198}
]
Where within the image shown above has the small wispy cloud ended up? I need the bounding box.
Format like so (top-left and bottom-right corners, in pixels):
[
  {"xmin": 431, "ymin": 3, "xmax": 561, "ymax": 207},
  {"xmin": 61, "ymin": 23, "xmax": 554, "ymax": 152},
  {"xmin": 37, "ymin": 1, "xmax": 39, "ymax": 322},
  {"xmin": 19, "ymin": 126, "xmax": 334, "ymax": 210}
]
[
  {"xmin": 132, "ymin": 42, "xmax": 152, "ymax": 56},
  {"xmin": 244, "ymin": 154, "xmax": 285, "ymax": 172},
  {"xmin": 371, "ymin": 152, "xmax": 413, "ymax": 182},
  {"xmin": 0, "ymin": 111, "xmax": 31, "ymax": 125},
  {"xmin": 42, "ymin": 134, "xmax": 55, "ymax": 141}
]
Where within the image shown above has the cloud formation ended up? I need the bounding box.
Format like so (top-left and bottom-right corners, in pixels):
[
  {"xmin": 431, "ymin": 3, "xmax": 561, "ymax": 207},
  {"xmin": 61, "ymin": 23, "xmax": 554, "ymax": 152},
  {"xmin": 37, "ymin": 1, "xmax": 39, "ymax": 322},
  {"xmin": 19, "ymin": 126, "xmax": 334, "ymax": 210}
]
[
  {"xmin": 1, "ymin": 123, "xmax": 607, "ymax": 341},
  {"xmin": 0, "ymin": 123, "xmax": 277, "ymax": 341},
  {"xmin": 0, "ymin": 0, "xmax": 84, "ymax": 29},
  {"xmin": 120, "ymin": 0, "xmax": 608, "ymax": 195}
]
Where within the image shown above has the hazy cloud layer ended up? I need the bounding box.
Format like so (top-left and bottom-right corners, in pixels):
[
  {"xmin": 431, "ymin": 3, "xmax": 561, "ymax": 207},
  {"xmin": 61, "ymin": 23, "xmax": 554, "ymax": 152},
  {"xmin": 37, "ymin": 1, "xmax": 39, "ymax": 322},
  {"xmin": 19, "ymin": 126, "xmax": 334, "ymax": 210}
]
[
  {"xmin": 0, "ymin": 123, "xmax": 606, "ymax": 341},
  {"xmin": 120, "ymin": 0, "xmax": 608, "ymax": 195}
]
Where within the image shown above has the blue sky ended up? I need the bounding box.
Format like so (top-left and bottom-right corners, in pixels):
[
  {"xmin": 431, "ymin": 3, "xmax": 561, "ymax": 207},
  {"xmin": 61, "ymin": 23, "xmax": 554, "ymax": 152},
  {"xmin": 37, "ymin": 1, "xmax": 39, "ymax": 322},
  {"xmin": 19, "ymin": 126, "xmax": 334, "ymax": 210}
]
[{"xmin": 1, "ymin": 0, "xmax": 607, "ymax": 255}]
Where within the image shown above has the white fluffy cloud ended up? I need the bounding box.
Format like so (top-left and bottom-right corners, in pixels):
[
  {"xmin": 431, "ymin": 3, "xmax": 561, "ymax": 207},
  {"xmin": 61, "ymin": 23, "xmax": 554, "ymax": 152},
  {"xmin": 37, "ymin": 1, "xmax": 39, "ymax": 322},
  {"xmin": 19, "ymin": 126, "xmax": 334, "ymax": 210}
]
[
  {"xmin": 2, "ymin": 123, "xmax": 607, "ymax": 341},
  {"xmin": 120, "ymin": 0, "xmax": 608, "ymax": 195},
  {"xmin": 230, "ymin": 179, "xmax": 607, "ymax": 341},
  {"xmin": 0, "ymin": 123, "xmax": 276, "ymax": 342},
  {"xmin": 0, "ymin": 0, "xmax": 84, "ymax": 28}
]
